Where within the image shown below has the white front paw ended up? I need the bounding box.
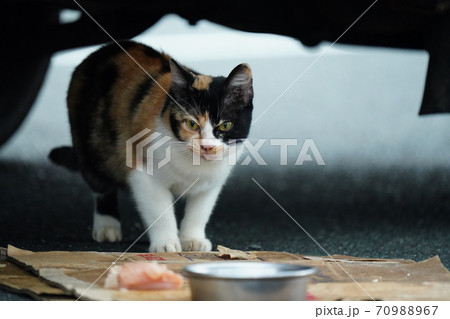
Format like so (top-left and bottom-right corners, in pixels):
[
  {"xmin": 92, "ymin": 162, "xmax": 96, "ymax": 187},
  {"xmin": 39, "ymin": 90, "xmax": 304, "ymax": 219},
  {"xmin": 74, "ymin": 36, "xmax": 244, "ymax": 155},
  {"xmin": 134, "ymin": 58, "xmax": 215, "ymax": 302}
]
[
  {"xmin": 180, "ymin": 237, "xmax": 212, "ymax": 251},
  {"xmin": 92, "ymin": 213, "xmax": 122, "ymax": 243},
  {"xmin": 149, "ymin": 237, "xmax": 182, "ymax": 252},
  {"xmin": 92, "ymin": 226, "xmax": 122, "ymax": 243}
]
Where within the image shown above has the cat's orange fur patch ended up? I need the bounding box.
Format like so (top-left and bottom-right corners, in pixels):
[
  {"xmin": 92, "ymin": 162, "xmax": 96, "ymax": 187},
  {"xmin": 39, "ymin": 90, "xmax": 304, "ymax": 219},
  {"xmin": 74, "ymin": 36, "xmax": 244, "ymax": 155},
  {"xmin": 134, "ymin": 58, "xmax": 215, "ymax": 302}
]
[
  {"xmin": 131, "ymin": 72, "xmax": 172, "ymax": 134},
  {"xmin": 241, "ymin": 64, "xmax": 252, "ymax": 77},
  {"xmin": 198, "ymin": 112, "xmax": 209, "ymax": 128},
  {"xmin": 176, "ymin": 112, "xmax": 210, "ymax": 142},
  {"xmin": 192, "ymin": 75, "xmax": 213, "ymax": 90},
  {"xmin": 178, "ymin": 124, "xmax": 199, "ymax": 142}
]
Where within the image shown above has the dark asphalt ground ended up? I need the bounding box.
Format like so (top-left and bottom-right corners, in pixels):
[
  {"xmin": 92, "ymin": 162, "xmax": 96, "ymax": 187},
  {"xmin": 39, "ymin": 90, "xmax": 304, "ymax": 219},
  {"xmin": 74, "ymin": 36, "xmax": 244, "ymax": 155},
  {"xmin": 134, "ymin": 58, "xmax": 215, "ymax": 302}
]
[{"xmin": 1, "ymin": 160, "xmax": 449, "ymax": 300}]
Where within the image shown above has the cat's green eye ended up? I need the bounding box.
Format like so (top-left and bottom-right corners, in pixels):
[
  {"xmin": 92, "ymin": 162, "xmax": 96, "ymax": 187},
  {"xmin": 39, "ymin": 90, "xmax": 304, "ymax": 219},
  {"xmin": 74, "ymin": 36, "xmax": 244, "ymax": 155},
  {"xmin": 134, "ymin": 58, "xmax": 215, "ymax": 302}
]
[
  {"xmin": 185, "ymin": 120, "xmax": 199, "ymax": 131},
  {"xmin": 219, "ymin": 121, "xmax": 233, "ymax": 131}
]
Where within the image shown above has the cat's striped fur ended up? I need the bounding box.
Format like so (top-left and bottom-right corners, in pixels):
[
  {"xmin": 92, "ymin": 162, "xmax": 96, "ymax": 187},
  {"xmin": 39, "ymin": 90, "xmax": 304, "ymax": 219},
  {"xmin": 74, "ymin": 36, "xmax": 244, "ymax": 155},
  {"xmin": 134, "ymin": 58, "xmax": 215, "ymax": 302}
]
[{"xmin": 50, "ymin": 41, "xmax": 254, "ymax": 251}]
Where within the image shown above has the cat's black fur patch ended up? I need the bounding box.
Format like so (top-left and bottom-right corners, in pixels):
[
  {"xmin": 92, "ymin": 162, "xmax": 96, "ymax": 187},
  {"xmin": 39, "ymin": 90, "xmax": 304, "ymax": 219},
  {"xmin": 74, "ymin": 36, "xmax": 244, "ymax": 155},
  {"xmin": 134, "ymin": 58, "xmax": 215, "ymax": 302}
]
[
  {"xmin": 130, "ymin": 78, "xmax": 153, "ymax": 118},
  {"xmin": 143, "ymin": 46, "xmax": 171, "ymax": 73},
  {"xmin": 48, "ymin": 146, "xmax": 79, "ymax": 171},
  {"xmin": 100, "ymin": 66, "xmax": 120, "ymax": 143}
]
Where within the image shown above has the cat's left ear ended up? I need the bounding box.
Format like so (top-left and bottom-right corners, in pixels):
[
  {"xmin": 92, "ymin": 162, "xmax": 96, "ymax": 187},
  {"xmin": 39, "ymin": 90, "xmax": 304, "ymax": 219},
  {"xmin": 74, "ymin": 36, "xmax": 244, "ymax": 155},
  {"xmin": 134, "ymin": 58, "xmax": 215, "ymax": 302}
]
[
  {"xmin": 169, "ymin": 59, "xmax": 191, "ymax": 94},
  {"xmin": 224, "ymin": 63, "xmax": 253, "ymax": 106}
]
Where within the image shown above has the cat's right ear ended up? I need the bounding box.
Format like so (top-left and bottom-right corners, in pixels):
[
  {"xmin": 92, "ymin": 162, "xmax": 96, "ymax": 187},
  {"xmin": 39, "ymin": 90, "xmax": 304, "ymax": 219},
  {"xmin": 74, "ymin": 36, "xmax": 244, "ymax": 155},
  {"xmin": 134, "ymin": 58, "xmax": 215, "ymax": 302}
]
[
  {"xmin": 169, "ymin": 59, "xmax": 191, "ymax": 94},
  {"xmin": 224, "ymin": 63, "xmax": 253, "ymax": 106}
]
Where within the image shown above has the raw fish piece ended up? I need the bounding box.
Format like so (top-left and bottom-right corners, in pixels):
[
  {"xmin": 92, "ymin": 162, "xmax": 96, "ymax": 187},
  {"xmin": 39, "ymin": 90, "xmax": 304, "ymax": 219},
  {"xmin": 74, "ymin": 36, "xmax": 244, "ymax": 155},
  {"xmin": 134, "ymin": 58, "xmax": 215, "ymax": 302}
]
[{"xmin": 104, "ymin": 261, "xmax": 183, "ymax": 290}]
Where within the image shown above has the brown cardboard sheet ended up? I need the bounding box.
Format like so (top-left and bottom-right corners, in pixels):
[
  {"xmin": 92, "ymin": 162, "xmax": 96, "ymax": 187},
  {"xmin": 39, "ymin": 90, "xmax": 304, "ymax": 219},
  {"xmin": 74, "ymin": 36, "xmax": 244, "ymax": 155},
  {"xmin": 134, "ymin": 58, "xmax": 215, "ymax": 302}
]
[
  {"xmin": 0, "ymin": 259, "xmax": 74, "ymax": 301},
  {"xmin": 3, "ymin": 245, "xmax": 450, "ymax": 301}
]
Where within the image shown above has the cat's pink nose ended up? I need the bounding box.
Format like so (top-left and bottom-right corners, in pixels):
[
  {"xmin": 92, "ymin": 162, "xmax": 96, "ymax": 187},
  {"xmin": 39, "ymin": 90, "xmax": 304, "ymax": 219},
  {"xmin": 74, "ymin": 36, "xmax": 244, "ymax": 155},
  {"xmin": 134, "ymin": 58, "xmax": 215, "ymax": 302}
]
[{"xmin": 201, "ymin": 145, "xmax": 214, "ymax": 152}]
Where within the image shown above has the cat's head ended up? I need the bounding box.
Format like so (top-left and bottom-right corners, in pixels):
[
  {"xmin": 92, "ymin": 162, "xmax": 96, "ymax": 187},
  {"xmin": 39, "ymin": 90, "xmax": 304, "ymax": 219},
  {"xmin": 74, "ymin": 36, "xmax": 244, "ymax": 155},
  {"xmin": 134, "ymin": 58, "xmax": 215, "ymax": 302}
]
[{"xmin": 165, "ymin": 59, "xmax": 253, "ymax": 161}]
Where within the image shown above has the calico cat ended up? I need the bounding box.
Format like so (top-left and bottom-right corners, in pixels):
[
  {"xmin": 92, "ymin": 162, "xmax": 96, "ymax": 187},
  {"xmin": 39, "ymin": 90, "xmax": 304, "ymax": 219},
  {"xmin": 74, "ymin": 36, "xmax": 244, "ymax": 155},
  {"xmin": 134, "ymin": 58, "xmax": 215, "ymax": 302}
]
[{"xmin": 49, "ymin": 40, "xmax": 253, "ymax": 252}]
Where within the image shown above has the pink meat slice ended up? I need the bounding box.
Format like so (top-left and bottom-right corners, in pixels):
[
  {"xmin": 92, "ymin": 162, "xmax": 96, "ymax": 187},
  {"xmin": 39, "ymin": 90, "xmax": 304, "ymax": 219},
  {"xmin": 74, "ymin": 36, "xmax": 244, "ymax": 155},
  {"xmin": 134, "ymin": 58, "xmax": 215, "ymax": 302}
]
[{"xmin": 104, "ymin": 262, "xmax": 183, "ymax": 290}]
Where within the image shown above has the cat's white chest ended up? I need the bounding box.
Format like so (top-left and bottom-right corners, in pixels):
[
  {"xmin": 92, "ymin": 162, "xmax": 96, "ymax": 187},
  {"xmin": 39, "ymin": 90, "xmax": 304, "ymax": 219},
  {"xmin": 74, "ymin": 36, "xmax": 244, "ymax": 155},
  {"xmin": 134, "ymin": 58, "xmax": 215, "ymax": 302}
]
[{"xmin": 156, "ymin": 156, "xmax": 231, "ymax": 196}]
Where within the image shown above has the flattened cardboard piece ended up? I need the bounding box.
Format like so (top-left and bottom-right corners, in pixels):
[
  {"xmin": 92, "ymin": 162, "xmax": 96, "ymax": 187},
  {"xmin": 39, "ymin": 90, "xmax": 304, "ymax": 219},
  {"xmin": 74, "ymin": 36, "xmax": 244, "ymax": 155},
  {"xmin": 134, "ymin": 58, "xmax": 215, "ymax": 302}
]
[
  {"xmin": 7, "ymin": 245, "xmax": 299, "ymax": 272},
  {"xmin": 296, "ymin": 255, "xmax": 450, "ymax": 284},
  {"xmin": 7, "ymin": 245, "xmax": 121, "ymax": 273},
  {"xmin": 300, "ymin": 254, "xmax": 415, "ymax": 263},
  {"xmin": 309, "ymin": 281, "xmax": 450, "ymax": 301},
  {"xmin": 0, "ymin": 259, "xmax": 74, "ymax": 301},
  {"xmin": 6, "ymin": 245, "xmax": 450, "ymax": 301}
]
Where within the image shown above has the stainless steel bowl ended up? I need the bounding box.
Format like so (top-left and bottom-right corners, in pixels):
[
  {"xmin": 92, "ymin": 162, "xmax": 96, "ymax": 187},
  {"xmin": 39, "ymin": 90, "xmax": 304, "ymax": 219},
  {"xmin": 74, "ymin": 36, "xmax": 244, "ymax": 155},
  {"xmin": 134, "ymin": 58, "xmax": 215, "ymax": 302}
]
[{"xmin": 184, "ymin": 262, "xmax": 316, "ymax": 301}]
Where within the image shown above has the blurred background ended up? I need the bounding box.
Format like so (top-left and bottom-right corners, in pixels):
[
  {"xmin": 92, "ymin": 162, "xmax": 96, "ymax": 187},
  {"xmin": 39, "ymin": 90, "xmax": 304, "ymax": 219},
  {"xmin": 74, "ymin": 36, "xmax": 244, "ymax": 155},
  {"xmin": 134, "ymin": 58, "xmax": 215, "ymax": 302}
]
[{"xmin": 1, "ymin": 8, "xmax": 449, "ymax": 300}]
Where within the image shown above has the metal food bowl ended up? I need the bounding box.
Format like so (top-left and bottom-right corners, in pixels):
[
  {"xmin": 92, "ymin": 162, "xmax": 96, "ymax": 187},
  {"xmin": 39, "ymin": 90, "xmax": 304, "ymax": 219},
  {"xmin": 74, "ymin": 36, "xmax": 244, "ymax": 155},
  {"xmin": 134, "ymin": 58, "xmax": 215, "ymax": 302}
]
[{"xmin": 184, "ymin": 262, "xmax": 316, "ymax": 301}]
